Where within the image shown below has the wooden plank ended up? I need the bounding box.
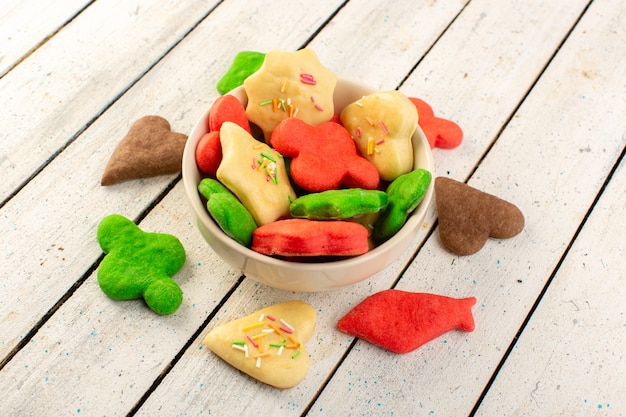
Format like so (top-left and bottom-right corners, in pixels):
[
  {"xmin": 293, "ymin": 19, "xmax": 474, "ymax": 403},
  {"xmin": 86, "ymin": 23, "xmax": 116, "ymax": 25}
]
[
  {"xmin": 0, "ymin": 0, "xmax": 91, "ymax": 78},
  {"xmin": 132, "ymin": 0, "xmax": 599, "ymax": 415},
  {"xmin": 473, "ymin": 155, "xmax": 625, "ymax": 415},
  {"xmin": 310, "ymin": 0, "xmax": 469, "ymax": 90},
  {"xmin": 0, "ymin": 0, "xmax": 470, "ymax": 414},
  {"xmin": 307, "ymin": 0, "xmax": 625, "ymax": 415},
  {"xmin": 0, "ymin": 0, "xmax": 222, "ymax": 204},
  {"xmin": 0, "ymin": 0, "xmax": 352, "ymax": 414}
]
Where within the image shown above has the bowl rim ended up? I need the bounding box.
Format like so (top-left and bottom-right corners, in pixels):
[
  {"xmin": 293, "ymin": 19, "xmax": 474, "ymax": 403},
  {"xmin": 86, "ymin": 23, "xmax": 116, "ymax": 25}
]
[{"xmin": 182, "ymin": 77, "xmax": 434, "ymax": 273}]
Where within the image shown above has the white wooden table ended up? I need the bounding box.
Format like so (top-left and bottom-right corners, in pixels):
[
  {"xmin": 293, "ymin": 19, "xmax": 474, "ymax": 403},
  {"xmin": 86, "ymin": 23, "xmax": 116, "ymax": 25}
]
[{"xmin": 1, "ymin": 0, "xmax": 624, "ymax": 415}]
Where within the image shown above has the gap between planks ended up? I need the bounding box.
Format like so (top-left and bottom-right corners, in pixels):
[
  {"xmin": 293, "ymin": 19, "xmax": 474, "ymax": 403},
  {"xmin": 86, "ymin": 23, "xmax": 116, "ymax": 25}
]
[
  {"xmin": 0, "ymin": 0, "xmax": 351, "ymax": 406},
  {"xmin": 468, "ymin": 140, "xmax": 626, "ymax": 417},
  {"xmin": 0, "ymin": 1, "xmax": 96, "ymax": 79},
  {"xmin": 0, "ymin": 0, "xmax": 226, "ymax": 211}
]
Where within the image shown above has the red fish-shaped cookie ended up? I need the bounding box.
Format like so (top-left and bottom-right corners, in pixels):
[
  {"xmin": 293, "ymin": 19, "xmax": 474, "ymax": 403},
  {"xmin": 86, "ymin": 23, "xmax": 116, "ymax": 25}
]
[
  {"xmin": 270, "ymin": 118, "xmax": 380, "ymax": 192},
  {"xmin": 337, "ymin": 289, "xmax": 476, "ymax": 353}
]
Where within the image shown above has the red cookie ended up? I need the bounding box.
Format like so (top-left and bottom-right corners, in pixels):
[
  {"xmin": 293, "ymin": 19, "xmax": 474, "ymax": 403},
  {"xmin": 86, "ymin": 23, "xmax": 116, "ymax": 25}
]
[
  {"xmin": 337, "ymin": 289, "xmax": 476, "ymax": 354},
  {"xmin": 195, "ymin": 131, "xmax": 222, "ymax": 176},
  {"xmin": 208, "ymin": 94, "xmax": 251, "ymax": 133},
  {"xmin": 252, "ymin": 218, "xmax": 369, "ymax": 257},
  {"xmin": 410, "ymin": 97, "xmax": 463, "ymax": 149},
  {"xmin": 270, "ymin": 118, "xmax": 380, "ymax": 192}
]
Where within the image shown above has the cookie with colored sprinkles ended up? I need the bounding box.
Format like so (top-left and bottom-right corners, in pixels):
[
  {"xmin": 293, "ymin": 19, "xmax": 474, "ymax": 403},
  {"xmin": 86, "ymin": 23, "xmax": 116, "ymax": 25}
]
[{"xmin": 203, "ymin": 300, "xmax": 316, "ymax": 389}]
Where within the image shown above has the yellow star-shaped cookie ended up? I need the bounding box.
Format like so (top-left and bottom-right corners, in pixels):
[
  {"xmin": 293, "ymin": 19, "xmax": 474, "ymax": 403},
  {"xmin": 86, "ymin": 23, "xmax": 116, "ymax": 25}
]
[
  {"xmin": 216, "ymin": 122, "xmax": 296, "ymax": 226},
  {"xmin": 243, "ymin": 48, "xmax": 337, "ymax": 143}
]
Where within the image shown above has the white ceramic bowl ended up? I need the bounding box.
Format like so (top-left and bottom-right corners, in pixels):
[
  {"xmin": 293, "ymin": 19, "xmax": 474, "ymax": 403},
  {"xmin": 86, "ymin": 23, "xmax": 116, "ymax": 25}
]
[{"xmin": 182, "ymin": 78, "xmax": 434, "ymax": 291}]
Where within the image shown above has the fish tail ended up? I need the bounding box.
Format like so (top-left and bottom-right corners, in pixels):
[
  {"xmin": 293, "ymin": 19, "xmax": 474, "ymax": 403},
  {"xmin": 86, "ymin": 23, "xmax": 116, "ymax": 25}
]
[{"xmin": 457, "ymin": 297, "xmax": 477, "ymax": 332}]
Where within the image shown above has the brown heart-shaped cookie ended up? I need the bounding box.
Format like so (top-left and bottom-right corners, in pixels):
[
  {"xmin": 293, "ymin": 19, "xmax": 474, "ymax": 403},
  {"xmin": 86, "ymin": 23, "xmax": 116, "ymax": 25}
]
[
  {"xmin": 101, "ymin": 115, "xmax": 187, "ymax": 185},
  {"xmin": 435, "ymin": 177, "xmax": 524, "ymax": 255}
]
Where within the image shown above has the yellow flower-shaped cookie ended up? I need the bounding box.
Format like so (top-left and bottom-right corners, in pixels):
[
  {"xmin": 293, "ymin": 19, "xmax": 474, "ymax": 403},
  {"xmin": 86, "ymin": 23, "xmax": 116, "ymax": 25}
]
[
  {"xmin": 243, "ymin": 48, "xmax": 337, "ymax": 143},
  {"xmin": 340, "ymin": 91, "xmax": 418, "ymax": 181}
]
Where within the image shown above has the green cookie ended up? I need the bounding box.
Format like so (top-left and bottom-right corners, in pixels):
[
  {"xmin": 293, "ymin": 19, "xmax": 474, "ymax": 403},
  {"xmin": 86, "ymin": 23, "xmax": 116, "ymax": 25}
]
[
  {"xmin": 373, "ymin": 168, "xmax": 432, "ymax": 243},
  {"xmin": 97, "ymin": 214, "xmax": 186, "ymax": 315},
  {"xmin": 290, "ymin": 188, "xmax": 388, "ymax": 220},
  {"xmin": 216, "ymin": 51, "xmax": 265, "ymax": 95},
  {"xmin": 198, "ymin": 178, "xmax": 258, "ymax": 247}
]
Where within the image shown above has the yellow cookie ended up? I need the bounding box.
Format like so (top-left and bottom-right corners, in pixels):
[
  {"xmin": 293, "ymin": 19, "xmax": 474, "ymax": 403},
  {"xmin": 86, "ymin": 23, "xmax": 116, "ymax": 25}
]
[
  {"xmin": 203, "ymin": 300, "xmax": 316, "ymax": 389},
  {"xmin": 243, "ymin": 48, "xmax": 337, "ymax": 143},
  {"xmin": 340, "ymin": 91, "xmax": 418, "ymax": 181},
  {"xmin": 216, "ymin": 122, "xmax": 296, "ymax": 226}
]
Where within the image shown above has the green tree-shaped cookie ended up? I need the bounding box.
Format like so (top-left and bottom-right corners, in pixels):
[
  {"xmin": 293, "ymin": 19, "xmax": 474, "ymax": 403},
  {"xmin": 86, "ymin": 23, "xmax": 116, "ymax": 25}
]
[{"xmin": 97, "ymin": 214, "xmax": 186, "ymax": 315}]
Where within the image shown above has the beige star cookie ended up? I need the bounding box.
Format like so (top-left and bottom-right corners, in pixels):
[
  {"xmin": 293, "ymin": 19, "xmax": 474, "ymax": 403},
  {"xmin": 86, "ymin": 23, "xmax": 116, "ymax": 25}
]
[
  {"xmin": 243, "ymin": 48, "xmax": 337, "ymax": 143},
  {"xmin": 216, "ymin": 122, "xmax": 296, "ymax": 226},
  {"xmin": 101, "ymin": 115, "xmax": 187, "ymax": 185},
  {"xmin": 204, "ymin": 300, "xmax": 316, "ymax": 389},
  {"xmin": 340, "ymin": 91, "xmax": 418, "ymax": 181}
]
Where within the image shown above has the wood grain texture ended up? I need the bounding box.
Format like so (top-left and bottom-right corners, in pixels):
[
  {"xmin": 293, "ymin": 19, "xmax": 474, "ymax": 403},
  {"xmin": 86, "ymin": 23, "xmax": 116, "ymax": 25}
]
[
  {"xmin": 1, "ymin": 0, "xmax": 624, "ymax": 415},
  {"xmin": 308, "ymin": 0, "xmax": 625, "ymax": 415},
  {"xmin": 0, "ymin": 0, "xmax": 221, "ymax": 203},
  {"xmin": 474, "ymin": 146, "xmax": 625, "ymax": 416},
  {"xmin": 0, "ymin": 0, "xmax": 91, "ymax": 77}
]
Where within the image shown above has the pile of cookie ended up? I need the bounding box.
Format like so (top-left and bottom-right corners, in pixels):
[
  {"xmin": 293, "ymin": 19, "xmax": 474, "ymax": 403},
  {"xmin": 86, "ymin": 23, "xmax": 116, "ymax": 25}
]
[
  {"xmin": 93, "ymin": 49, "xmax": 526, "ymax": 390},
  {"xmin": 195, "ymin": 48, "xmax": 436, "ymax": 259}
]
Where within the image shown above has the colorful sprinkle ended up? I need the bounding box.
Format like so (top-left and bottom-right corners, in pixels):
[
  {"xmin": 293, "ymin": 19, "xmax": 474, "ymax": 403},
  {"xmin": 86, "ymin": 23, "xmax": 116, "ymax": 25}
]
[
  {"xmin": 260, "ymin": 152, "xmax": 276, "ymax": 163},
  {"xmin": 268, "ymin": 322, "xmax": 282, "ymax": 335},
  {"xmin": 291, "ymin": 350, "xmax": 301, "ymax": 359},
  {"xmin": 280, "ymin": 319, "xmax": 295, "ymax": 332},
  {"xmin": 232, "ymin": 340, "xmax": 246, "ymax": 346},
  {"xmin": 365, "ymin": 116, "xmax": 374, "ymax": 126},
  {"xmin": 266, "ymin": 315, "xmax": 276, "ymax": 321},
  {"xmin": 242, "ymin": 322, "xmax": 265, "ymax": 332},
  {"xmin": 255, "ymin": 357, "xmax": 262, "ymax": 368},
  {"xmin": 277, "ymin": 345, "xmax": 284, "ymax": 356},
  {"xmin": 280, "ymin": 78, "xmax": 288, "ymax": 93},
  {"xmin": 300, "ymin": 73, "xmax": 317, "ymax": 85},
  {"xmin": 367, "ymin": 138, "xmax": 375, "ymax": 155},
  {"xmin": 232, "ymin": 344, "xmax": 246, "ymax": 352},
  {"xmin": 376, "ymin": 138, "xmax": 385, "ymax": 145},
  {"xmin": 246, "ymin": 335, "xmax": 258, "ymax": 348},
  {"xmin": 272, "ymin": 98, "xmax": 279, "ymax": 112},
  {"xmin": 314, "ymin": 104, "xmax": 324, "ymax": 112},
  {"xmin": 279, "ymin": 326, "xmax": 294, "ymax": 334},
  {"xmin": 355, "ymin": 127, "xmax": 361, "ymax": 137},
  {"xmin": 251, "ymin": 332, "xmax": 268, "ymax": 340},
  {"xmin": 380, "ymin": 121, "xmax": 389, "ymax": 135},
  {"xmin": 258, "ymin": 313, "xmax": 265, "ymax": 322},
  {"xmin": 259, "ymin": 99, "xmax": 273, "ymax": 106}
]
